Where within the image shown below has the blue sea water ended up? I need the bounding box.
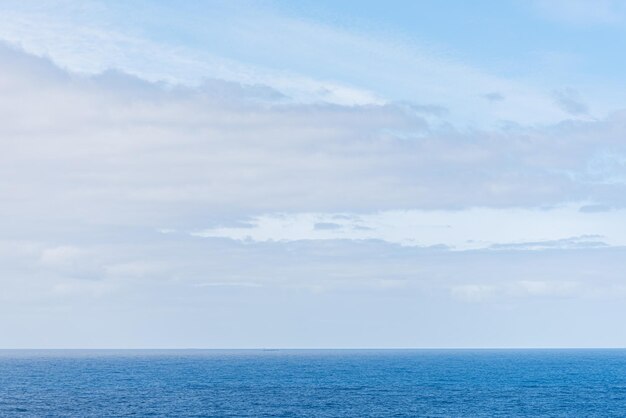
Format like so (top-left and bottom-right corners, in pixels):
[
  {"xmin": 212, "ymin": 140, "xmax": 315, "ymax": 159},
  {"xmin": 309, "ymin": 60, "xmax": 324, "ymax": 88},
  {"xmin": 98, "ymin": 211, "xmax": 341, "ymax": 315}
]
[{"xmin": 1, "ymin": 349, "xmax": 626, "ymax": 417}]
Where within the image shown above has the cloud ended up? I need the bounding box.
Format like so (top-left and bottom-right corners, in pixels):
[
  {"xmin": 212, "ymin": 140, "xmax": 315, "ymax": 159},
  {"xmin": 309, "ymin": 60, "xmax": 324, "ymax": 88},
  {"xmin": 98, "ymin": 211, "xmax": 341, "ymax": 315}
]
[
  {"xmin": 489, "ymin": 235, "xmax": 608, "ymax": 251},
  {"xmin": 513, "ymin": 280, "xmax": 579, "ymax": 297},
  {"xmin": 39, "ymin": 246, "xmax": 87, "ymax": 267},
  {"xmin": 579, "ymin": 204, "xmax": 612, "ymax": 213},
  {"xmin": 451, "ymin": 280, "xmax": 582, "ymax": 303},
  {"xmin": 3, "ymin": 226, "xmax": 626, "ymax": 347},
  {"xmin": 6, "ymin": 44, "xmax": 626, "ymax": 225},
  {"xmin": 483, "ymin": 92, "xmax": 505, "ymax": 102},
  {"xmin": 1, "ymin": 43, "xmax": 626, "ymax": 347},
  {"xmin": 397, "ymin": 102, "xmax": 449, "ymax": 116},
  {"xmin": 552, "ymin": 88, "xmax": 589, "ymax": 115},
  {"xmin": 451, "ymin": 284, "xmax": 496, "ymax": 302},
  {"xmin": 6, "ymin": 232, "xmax": 626, "ymax": 301},
  {"xmin": 0, "ymin": 1, "xmax": 589, "ymax": 127},
  {"xmin": 4, "ymin": 44, "xmax": 626, "ymax": 232},
  {"xmin": 314, "ymin": 222, "xmax": 342, "ymax": 231}
]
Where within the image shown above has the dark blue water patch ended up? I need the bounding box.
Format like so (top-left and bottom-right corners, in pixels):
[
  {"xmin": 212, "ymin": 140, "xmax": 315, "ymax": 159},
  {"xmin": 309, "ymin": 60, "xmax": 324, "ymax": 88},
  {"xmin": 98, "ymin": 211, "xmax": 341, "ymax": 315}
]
[{"xmin": 0, "ymin": 349, "xmax": 625, "ymax": 417}]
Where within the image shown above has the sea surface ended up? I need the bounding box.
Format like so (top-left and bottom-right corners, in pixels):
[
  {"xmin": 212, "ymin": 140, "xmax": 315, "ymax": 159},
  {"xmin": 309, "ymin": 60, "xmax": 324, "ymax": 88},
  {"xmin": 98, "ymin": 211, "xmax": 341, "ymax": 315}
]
[{"xmin": 1, "ymin": 349, "xmax": 625, "ymax": 417}]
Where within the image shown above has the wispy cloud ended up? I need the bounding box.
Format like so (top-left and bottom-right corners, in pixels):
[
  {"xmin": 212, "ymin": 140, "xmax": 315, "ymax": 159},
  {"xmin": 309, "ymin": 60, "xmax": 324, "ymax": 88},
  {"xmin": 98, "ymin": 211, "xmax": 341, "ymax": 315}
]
[
  {"xmin": 0, "ymin": 1, "xmax": 590, "ymax": 127},
  {"xmin": 552, "ymin": 88, "xmax": 589, "ymax": 116}
]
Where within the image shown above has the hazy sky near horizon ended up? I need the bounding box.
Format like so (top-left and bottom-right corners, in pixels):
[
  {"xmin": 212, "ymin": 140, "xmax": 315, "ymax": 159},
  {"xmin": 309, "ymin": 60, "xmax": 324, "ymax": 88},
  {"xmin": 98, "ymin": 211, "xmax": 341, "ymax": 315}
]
[{"xmin": 2, "ymin": 0, "xmax": 626, "ymax": 348}]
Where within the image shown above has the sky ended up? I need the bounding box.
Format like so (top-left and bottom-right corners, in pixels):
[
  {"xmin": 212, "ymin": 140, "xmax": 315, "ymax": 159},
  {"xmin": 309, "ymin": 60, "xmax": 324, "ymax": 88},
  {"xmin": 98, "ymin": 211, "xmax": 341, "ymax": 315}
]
[{"xmin": 1, "ymin": 0, "xmax": 626, "ymax": 348}]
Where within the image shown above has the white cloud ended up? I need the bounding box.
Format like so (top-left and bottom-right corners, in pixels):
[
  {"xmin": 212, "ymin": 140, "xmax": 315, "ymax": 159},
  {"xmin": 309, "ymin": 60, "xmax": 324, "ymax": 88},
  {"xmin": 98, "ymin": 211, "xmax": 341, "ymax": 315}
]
[
  {"xmin": 3, "ymin": 44, "xmax": 626, "ymax": 227},
  {"xmin": 0, "ymin": 0, "xmax": 592, "ymax": 127},
  {"xmin": 2, "ymin": 45, "xmax": 626, "ymax": 241}
]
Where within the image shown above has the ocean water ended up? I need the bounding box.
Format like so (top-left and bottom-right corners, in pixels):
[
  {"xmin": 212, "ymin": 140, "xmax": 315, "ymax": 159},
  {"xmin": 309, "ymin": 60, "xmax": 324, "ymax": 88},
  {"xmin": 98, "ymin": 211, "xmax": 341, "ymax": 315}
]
[{"xmin": 1, "ymin": 349, "xmax": 626, "ymax": 417}]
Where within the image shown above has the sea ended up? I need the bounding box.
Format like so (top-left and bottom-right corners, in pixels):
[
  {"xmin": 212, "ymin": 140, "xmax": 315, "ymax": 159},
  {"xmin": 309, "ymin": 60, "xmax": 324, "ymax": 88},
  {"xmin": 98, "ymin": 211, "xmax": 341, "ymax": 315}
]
[{"xmin": 0, "ymin": 349, "xmax": 625, "ymax": 417}]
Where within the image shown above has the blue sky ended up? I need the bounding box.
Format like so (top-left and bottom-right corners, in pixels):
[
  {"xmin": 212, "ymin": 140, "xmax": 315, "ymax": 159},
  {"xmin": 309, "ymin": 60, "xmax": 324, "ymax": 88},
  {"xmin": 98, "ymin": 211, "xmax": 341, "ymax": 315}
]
[{"xmin": 2, "ymin": 0, "xmax": 626, "ymax": 348}]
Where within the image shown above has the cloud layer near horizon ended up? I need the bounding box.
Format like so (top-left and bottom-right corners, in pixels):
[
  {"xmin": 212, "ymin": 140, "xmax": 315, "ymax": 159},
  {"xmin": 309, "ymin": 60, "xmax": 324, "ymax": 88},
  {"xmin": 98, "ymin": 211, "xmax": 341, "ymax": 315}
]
[{"xmin": 2, "ymin": 37, "xmax": 626, "ymax": 347}]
